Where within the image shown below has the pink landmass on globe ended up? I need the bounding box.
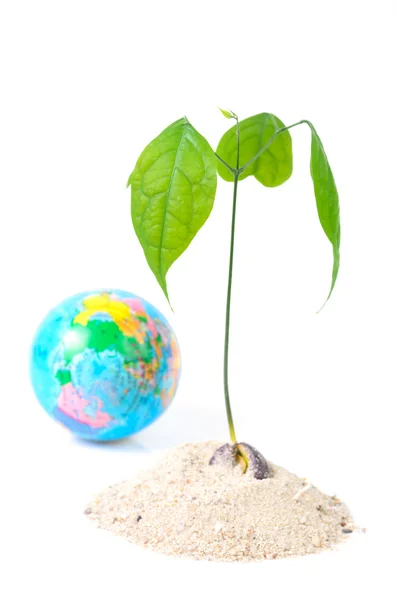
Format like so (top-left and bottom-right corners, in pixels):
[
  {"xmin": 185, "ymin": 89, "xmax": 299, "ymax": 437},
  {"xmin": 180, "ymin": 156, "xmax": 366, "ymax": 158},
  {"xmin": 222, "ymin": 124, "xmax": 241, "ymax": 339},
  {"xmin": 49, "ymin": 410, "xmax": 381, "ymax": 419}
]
[
  {"xmin": 122, "ymin": 297, "xmax": 155, "ymax": 333},
  {"xmin": 120, "ymin": 297, "xmax": 145, "ymax": 314},
  {"xmin": 57, "ymin": 382, "xmax": 112, "ymax": 428}
]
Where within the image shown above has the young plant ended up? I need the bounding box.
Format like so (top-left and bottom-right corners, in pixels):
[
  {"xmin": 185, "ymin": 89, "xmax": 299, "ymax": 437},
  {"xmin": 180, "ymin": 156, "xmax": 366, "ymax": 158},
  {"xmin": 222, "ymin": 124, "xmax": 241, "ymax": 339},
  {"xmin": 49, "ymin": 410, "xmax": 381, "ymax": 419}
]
[{"xmin": 127, "ymin": 109, "xmax": 340, "ymax": 478}]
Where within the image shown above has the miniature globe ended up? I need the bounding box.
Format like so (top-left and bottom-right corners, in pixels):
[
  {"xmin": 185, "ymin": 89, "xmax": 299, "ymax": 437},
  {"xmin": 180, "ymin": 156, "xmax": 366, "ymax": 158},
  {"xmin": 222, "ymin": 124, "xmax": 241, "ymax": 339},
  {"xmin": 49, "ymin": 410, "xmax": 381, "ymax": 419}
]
[{"xmin": 30, "ymin": 289, "xmax": 181, "ymax": 441}]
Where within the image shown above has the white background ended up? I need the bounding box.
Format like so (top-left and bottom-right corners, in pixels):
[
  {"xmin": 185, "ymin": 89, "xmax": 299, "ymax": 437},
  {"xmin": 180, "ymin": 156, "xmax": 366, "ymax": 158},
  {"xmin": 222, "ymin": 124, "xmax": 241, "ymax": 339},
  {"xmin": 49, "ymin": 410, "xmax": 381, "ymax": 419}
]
[{"xmin": 1, "ymin": 1, "xmax": 396, "ymax": 598}]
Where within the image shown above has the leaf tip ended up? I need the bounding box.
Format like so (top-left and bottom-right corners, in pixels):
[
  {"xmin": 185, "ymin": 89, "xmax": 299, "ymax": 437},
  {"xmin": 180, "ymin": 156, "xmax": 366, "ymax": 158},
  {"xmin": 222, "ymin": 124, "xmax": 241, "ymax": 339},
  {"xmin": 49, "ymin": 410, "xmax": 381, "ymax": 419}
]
[
  {"xmin": 164, "ymin": 289, "xmax": 174, "ymax": 313},
  {"xmin": 316, "ymin": 281, "xmax": 336, "ymax": 314},
  {"xmin": 126, "ymin": 172, "xmax": 133, "ymax": 189},
  {"xmin": 157, "ymin": 275, "xmax": 173, "ymax": 310}
]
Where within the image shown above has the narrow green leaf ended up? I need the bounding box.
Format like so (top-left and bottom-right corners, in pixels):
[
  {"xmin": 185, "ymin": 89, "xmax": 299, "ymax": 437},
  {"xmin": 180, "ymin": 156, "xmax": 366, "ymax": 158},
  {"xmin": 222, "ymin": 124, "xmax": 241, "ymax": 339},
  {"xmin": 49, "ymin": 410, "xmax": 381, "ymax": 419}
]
[
  {"xmin": 216, "ymin": 112, "xmax": 293, "ymax": 186},
  {"xmin": 307, "ymin": 121, "xmax": 341, "ymax": 306},
  {"xmin": 127, "ymin": 117, "xmax": 217, "ymax": 301},
  {"xmin": 218, "ymin": 107, "xmax": 234, "ymax": 119}
]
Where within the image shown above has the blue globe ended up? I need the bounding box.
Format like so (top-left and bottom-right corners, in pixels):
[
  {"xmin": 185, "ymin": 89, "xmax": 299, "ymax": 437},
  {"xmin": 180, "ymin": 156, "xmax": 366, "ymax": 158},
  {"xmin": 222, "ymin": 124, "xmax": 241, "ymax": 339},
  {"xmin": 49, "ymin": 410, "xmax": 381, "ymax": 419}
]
[{"xmin": 30, "ymin": 289, "xmax": 181, "ymax": 441}]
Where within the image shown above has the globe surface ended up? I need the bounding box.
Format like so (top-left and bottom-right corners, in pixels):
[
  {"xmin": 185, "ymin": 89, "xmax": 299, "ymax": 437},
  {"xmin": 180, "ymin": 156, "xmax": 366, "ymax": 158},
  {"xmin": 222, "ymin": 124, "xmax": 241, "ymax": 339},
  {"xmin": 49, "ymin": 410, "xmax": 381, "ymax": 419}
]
[{"xmin": 30, "ymin": 289, "xmax": 181, "ymax": 440}]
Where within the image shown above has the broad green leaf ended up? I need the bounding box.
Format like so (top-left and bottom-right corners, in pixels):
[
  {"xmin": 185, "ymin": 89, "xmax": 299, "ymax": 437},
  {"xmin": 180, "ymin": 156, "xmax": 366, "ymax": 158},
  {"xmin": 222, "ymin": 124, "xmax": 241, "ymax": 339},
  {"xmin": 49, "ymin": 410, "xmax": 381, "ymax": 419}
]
[
  {"xmin": 127, "ymin": 117, "xmax": 217, "ymax": 301},
  {"xmin": 218, "ymin": 107, "xmax": 234, "ymax": 119},
  {"xmin": 307, "ymin": 121, "xmax": 341, "ymax": 306},
  {"xmin": 216, "ymin": 113, "xmax": 293, "ymax": 186}
]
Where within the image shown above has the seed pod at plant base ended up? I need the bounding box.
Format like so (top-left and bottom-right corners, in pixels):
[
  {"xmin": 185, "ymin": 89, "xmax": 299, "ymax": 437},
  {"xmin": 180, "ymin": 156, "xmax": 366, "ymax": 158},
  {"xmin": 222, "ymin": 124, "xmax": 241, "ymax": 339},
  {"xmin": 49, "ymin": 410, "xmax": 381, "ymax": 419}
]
[
  {"xmin": 209, "ymin": 443, "xmax": 236, "ymax": 467},
  {"xmin": 236, "ymin": 443, "xmax": 270, "ymax": 480},
  {"xmin": 209, "ymin": 442, "xmax": 270, "ymax": 480}
]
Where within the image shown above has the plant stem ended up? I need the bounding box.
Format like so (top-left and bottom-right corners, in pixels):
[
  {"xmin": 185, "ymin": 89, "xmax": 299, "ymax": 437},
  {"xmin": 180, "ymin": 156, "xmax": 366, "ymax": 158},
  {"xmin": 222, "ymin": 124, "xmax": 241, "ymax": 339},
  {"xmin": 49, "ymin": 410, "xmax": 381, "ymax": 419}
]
[
  {"xmin": 215, "ymin": 152, "xmax": 235, "ymax": 175},
  {"xmin": 223, "ymin": 117, "xmax": 240, "ymax": 443},
  {"xmin": 221, "ymin": 115, "xmax": 309, "ymax": 442},
  {"xmin": 240, "ymin": 119, "xmax": 308, "ymax": 172}
]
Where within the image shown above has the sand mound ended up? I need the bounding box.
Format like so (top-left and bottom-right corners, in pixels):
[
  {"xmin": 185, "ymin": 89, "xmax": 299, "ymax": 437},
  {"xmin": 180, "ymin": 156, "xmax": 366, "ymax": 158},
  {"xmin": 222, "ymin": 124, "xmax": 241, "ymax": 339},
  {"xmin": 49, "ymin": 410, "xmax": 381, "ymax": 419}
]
[{"xmin": 85, "ymin": 441, "xmax": 356, "ymax": 561}]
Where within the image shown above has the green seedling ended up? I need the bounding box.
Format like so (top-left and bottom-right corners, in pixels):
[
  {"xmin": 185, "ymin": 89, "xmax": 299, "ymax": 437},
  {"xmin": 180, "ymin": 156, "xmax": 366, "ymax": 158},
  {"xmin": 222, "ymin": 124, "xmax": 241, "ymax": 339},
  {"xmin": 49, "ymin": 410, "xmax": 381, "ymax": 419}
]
[{"xmin": 127, "ymin": 109, "xmax": 340, "ymax": 478}]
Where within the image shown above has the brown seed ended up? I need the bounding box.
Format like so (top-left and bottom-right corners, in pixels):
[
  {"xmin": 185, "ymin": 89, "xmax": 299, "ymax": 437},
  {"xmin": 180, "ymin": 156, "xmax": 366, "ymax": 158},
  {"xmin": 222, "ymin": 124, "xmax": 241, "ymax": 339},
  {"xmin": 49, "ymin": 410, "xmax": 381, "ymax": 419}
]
[
  {"xmin": 236, "ymin": 443, "xmax": 270, "ymax": 480},
  {"xmin": 209, "ymin": 442, "xmax": 270, "ymax": 479},
  {"xmin": 209, "ymin": 443, "xmax": 235, "ymax": 467}
]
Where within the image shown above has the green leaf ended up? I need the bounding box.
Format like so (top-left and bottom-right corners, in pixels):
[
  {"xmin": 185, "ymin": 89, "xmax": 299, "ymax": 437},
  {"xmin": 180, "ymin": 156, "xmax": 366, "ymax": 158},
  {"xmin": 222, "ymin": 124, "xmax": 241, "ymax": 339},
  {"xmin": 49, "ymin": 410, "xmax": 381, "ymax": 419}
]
[
  {"xmin": 216, "ymin": 112, "xmax": 293, "ymax": 186},
  {"xmin": 307, "ymin": 121, "xmax": 341, "ymax": 306},
  {"xmin": 127, "ymin": 117, "xmax": 217, "ymax": 301},
  {"xmin": 218, "ymin": 107, "xmax": 234, "ymax": 119}
]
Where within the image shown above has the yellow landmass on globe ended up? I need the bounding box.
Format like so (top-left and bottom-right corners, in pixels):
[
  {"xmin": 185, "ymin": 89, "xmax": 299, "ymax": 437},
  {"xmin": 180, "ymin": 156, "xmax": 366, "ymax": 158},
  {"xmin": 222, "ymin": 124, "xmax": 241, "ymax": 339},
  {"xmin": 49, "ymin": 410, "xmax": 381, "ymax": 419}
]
[{"xmin": 73, "ymin": 293, "xmax": 144, "ymax": 342}]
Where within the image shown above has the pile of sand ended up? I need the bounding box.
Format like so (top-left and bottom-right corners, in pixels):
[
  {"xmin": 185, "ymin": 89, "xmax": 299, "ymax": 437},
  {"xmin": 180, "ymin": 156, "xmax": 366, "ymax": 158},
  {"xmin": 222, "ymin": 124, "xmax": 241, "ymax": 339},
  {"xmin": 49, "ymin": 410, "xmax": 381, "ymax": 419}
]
[{"xmin": 85, "ymin": 441, "xmax": 357, "ymax": 561}]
